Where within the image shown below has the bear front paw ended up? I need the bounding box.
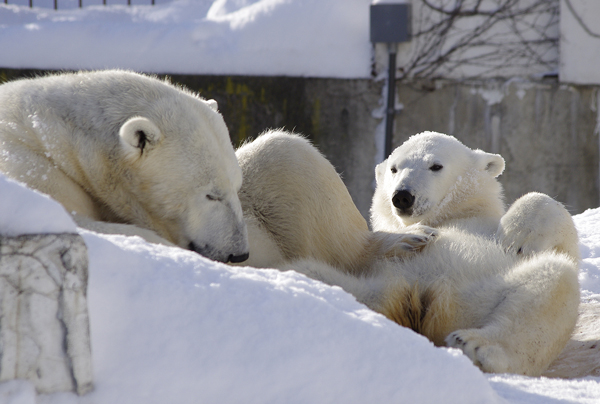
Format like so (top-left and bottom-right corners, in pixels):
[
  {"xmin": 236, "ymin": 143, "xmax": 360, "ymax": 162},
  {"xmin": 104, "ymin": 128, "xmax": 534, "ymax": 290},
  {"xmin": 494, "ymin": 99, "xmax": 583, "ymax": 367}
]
[
  {"xmin": 446, "ymin": 329, "xmax": 510, "ymax": 374},
  {"xmin": 375, "ymin": 225, "xmax": 438, "ymax": 259}
]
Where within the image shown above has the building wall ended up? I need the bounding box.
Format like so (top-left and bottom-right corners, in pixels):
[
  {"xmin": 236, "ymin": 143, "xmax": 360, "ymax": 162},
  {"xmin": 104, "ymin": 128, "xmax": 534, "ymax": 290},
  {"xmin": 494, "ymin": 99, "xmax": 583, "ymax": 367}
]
[{"xmin": 560, "ymin": 0, "xmax": 600, "ymax": 84}]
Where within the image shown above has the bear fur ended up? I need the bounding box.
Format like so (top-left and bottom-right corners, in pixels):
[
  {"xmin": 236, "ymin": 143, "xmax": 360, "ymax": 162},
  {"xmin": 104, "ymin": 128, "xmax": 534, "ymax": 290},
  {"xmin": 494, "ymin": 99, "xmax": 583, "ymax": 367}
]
[
  {"xmin": 0, "ymin": 70, "xmax": 248, "ymax": 263},
  {"xmin": 240, "ymin": 130, "xmax": 579, "ymax": 376},
  {"xmin": 235, "ymin": 130, "xmax": 436, "ymax": 273}
]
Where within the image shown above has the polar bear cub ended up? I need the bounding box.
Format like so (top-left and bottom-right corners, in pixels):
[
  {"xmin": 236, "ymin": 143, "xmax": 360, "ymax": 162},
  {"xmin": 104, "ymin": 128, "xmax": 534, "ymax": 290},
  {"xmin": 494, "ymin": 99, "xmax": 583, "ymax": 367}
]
[
  {"xmin": 362, "ymin": 131, "xmax": 580, "ymax": 375},
  {"xmin": 281, "ymin": 131, "xmax": 579, "ymax": 375},
  {"xmin": 0, "ymin": 70, "xmax": 248, "ymax": 263}
]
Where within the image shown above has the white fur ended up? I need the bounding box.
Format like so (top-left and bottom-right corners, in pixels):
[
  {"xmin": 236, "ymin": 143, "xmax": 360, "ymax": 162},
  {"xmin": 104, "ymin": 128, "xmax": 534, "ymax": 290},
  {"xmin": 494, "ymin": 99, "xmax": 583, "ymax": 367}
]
[
  {"xmin": 0, "ymin": 70, "xmax": 248, "ymax": 263},
  {"xmin": 285, "ymin": 228, "xmax": 579, "ymax": 376},
  {"xmin": 234, "ymin": 130, "xmax": 437, "ymax": 273}
]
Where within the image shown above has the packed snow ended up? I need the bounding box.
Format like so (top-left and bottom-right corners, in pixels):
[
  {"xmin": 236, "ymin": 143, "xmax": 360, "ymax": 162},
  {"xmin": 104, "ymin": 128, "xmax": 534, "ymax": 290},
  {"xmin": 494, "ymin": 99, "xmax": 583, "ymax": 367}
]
[{"xmin": 1, "ymin": 171, "xmax": 600, "ymax": 404}]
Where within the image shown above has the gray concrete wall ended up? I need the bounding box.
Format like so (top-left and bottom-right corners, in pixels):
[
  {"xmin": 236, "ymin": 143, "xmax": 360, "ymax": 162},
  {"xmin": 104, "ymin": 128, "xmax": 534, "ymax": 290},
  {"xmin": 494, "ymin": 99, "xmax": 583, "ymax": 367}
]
[
  {"xmin": 1, "ymin": 69, "xmax": 598, "ymax": 219},
  {"xmin": 394, "ymin": 79, "xmax": 599, "ymax": 216}
]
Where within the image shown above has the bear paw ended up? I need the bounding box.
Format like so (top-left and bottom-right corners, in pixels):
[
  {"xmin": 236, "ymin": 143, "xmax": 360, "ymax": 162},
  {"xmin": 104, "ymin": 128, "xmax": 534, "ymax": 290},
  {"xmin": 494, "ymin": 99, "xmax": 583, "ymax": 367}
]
[
  {"xmin": 496, "ymin": 192, "xmax": 579, "ymax": 260},
  {"xmin": 446, "ymin": 329, "xmax": 510, "ymax": 374},
  {"xmin": 374, "ymin": 225, "xmax": 438, "ymax": 259}
]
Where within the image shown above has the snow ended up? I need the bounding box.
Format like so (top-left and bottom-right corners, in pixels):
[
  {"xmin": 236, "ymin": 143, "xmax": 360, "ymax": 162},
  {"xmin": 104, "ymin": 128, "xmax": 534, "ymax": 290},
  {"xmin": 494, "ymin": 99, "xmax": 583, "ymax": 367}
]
[
  {"xmin": 0, "ymin": 0, "xmax": 374, "ymax": 78},
  {"xmin": 0, "ymin": 174, "xmax": 76, "ymax": 236},
  {"xmin": 1, "ymin": 173, "xmax": 600, "ymax": 404}
]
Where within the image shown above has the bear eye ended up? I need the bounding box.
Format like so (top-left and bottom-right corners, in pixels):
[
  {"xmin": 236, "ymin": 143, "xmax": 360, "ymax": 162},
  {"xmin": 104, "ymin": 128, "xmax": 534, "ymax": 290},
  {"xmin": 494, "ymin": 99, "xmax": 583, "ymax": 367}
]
[
  {"xmin": 429, "ymin": 164, "xmax": 443, "ymax": 172},
  {"xmin": 206, "ymin": 194, "xmax": 220, "ymax": 201},
  {"xmin": 390, "ymin": 167, "xmax": 397, "ymax": 174}
]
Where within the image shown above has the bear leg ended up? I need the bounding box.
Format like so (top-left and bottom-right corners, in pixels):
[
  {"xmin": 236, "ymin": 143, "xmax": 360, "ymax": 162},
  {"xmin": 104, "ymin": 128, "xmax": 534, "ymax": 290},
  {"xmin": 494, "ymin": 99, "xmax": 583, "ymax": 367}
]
[{"xmin": 446, "ymin": 252, "xmax": 579, "ymax": 376}]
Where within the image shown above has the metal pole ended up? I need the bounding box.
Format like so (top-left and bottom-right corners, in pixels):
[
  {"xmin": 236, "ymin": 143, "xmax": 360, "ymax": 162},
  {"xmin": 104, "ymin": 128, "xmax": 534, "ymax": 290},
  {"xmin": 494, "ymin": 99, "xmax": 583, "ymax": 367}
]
[{"xmin": 384, "ymin": 43, "xmax": 398, "ymax": 158}]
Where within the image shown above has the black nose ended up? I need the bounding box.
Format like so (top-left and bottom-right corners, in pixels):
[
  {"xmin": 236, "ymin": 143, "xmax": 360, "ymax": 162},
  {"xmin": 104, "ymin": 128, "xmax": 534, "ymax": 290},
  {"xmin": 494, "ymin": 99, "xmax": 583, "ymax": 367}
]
[
  {"xmin": 228, "ymin": 252, "xmax": 250, "ymax": 263},
  {"xmin": 392, "ymin": 190, "xmax": 415, "ymax": 211}
]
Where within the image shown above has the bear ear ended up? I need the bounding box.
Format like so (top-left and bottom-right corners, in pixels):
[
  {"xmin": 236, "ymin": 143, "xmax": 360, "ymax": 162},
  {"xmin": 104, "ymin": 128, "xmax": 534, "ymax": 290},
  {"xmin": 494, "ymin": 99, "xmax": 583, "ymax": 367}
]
[
  {"xmin": 119, "ymin": 117, "xmax": 163, "ymax": 157},
  {"xmin": 375, "ymin": 159, "xmax": 388, "ymax": 185},
  {"xmin": 474, "ymin": 150, "xmax": 505, "ymax": 177},
  {"xmin": 205, "ymin": 99, "xmax": 218, "ymax": 112}
]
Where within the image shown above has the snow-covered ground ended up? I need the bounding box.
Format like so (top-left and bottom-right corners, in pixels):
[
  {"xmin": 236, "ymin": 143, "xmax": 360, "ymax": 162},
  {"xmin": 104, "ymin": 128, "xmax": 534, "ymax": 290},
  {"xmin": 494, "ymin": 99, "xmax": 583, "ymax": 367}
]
[{"xmin": 1, "ymin": 169, "xmax": 600, "ymax": 404}]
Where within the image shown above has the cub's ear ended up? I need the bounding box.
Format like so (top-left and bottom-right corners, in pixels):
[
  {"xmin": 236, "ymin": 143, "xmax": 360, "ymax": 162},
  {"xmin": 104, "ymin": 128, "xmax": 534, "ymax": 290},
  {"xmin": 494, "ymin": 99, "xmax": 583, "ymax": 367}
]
[
  {"xmin": 119, "ymin": 117, "xmax": 163, "ymax": 157},
  {"xmin": 375, "ymin": 159, "xmax": 388, "ymax": 185},
  {"xmin": 474, "ymin": 150, "xmax": 505, "ymax": 177},
  {"xmin": 205, "ymin": 99, "xmax": 218, "ymax": 112}
]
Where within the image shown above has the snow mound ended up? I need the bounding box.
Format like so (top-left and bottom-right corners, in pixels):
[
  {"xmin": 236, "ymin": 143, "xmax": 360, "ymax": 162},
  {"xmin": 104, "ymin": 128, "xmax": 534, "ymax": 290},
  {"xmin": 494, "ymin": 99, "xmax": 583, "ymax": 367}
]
[{"xmin": 0, "ymin": 174, "xmax": 76, "ymax": 236}]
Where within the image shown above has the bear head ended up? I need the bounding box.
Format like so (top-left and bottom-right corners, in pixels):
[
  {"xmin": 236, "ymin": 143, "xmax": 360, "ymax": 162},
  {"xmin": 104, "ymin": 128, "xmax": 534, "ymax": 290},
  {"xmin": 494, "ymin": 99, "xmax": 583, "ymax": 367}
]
[
  {"xmin": 371, "ymin": 131, "xmax": 505, "ymax": 231},
  {"xmin": 112, "ymin": 77, "xmax": 249, "ymax": 263}
]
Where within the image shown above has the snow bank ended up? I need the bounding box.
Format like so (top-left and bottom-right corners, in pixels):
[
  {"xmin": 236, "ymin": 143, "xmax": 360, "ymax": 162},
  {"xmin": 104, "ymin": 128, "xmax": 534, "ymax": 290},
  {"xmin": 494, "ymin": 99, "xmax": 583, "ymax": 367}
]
[
  {"xmin": 0, "ymin": 175, "xmax": 76, "ymax": 236},
  {"xmin": 0, "ymin": 0, "xmax": 373, "ymax": 78},
  {"xmin": 1, "ymin": 174, "xmax": 600, "ymax": 403},
  {"xmin": 574, "ymin": 208, "xmax": 600, "ymax": 297},
  {"xmin": 67, "ymin": 229, "xmax": 502, "ymax": 404}
]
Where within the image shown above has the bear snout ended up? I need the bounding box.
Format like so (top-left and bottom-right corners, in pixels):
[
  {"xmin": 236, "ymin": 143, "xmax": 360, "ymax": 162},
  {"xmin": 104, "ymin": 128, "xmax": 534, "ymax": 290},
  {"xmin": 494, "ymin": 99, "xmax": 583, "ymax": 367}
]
[
  {"xmin": 228, "ymin": 252, "xmax": 250, "ymax": 263},
  {"xmin": 188, "ymin": 241, "xmax": 249, "ymax": 263},
  {"xmin": 392, "ymin": 189, "xmax": 415, "ymax": 213}
]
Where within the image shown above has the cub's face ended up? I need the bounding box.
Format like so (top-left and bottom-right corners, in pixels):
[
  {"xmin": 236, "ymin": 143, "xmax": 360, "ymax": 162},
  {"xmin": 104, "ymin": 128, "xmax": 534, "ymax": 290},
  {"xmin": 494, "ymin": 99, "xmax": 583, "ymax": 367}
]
[{"xmin": 374, "ymin": 132, "xmax": 504, "ymax": 226}]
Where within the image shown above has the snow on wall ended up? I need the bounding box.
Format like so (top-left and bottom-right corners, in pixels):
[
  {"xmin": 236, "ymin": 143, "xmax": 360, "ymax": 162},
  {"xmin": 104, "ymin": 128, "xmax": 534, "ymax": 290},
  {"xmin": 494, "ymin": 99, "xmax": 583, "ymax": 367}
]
[{"xmin": 0, "ymin": 0, "xmax": 374, "ymax": 78}]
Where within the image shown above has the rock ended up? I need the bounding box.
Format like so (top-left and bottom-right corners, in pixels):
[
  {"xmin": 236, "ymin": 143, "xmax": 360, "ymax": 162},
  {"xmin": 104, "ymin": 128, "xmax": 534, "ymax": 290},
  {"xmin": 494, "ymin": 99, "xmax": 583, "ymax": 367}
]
[{"xmin": 0, "ymin": 233, "xmax": 93, "ymax": 395}]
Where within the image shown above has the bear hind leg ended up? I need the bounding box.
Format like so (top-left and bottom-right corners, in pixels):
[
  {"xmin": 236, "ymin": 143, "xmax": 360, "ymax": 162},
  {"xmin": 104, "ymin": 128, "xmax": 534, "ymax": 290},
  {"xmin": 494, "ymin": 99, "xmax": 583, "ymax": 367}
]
[{"xmin": 446, "ymin": 253, "xmax": 579, "ymax": 376}]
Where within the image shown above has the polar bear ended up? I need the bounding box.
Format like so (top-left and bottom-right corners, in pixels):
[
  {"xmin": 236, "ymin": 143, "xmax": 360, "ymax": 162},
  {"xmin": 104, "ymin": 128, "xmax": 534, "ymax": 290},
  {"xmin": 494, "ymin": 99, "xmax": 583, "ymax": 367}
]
[
  {"xmin": 234, "ymin": 130, "xmax": 437, "ymax": 273},
  {"xmin": 0, "ymin": 70, "xmax": 249, "ymax": 263},
  {"xmin": 371, "ymin": 131, "xmax": 579, "ymax": 261},
  {"xmin": 265, "ymin": 131, "xmax": 580, "ymax": 376}
]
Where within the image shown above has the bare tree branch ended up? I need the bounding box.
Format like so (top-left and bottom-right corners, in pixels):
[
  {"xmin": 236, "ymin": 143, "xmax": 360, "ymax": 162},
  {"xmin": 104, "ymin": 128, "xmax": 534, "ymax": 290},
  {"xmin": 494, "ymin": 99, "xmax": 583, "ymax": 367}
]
[{"xmin": 396, "ymin": 0, "xmax": 559, "ymax": 80}]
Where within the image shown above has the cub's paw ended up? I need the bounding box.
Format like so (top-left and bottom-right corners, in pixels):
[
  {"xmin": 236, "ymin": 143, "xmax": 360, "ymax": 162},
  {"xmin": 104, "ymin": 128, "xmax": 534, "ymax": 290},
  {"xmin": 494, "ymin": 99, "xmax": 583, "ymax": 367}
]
[
  {"xmin": 445, "ymin": 329, "xmax": 509, "ymax": 374},
  {"xmin": 374, "ymin": 225, "xmax": 438, "ymax": 258},
  {"xmin": 404, "ymin": 223, "xmax": 438, "ymax": 239},
  {"xmin": 496, "ymin": 192, "xmax": 579, "ymax": 260}
]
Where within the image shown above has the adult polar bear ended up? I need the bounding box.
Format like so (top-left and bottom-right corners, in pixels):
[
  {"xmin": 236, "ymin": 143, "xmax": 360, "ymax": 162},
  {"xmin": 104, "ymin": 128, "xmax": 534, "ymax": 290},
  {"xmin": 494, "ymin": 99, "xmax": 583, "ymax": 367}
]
[
  {"xmin": 240, "ymin": 130, "xmax": 580, "ymax": 376},
  {"xmin": 0, "ymin": 70, "xmax": 249, "ymax": 263}
]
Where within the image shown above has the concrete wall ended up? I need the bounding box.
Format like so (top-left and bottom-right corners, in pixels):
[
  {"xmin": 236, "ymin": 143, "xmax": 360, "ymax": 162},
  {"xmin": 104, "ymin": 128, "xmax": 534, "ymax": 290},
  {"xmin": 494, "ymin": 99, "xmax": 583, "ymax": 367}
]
[
  {"xmin": 165, "ymin": 74, "xmax": 383, "ymax": 217},
  {"xmin": 394, "ymin": 78, "xmax": 599, "ymax": 215},
  {"xmin": 1, "ymin": 69, "xmax": 598, "ymax": 219}
]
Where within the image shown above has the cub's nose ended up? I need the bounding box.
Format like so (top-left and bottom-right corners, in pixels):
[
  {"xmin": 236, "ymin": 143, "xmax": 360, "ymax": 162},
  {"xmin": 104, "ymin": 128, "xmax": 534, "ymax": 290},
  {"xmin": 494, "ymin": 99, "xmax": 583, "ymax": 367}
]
[{"xmin": 392, "ymin": 190, "xmax": 415, "ymax": 211}]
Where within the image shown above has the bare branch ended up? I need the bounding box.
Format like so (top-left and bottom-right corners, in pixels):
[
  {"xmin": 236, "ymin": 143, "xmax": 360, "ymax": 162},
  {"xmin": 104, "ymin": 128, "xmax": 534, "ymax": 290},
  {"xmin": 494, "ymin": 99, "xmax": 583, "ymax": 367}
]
[{"xmin": 397, "ymin": 0, "xmax": 559, "ymax": 80}]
